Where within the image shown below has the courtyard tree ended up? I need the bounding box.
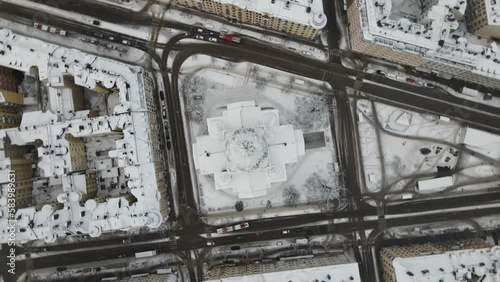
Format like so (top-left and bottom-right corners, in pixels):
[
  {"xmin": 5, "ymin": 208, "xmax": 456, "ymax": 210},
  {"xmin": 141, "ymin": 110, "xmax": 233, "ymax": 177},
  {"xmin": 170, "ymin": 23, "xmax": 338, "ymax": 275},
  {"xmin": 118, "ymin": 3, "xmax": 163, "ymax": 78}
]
[{"xmin": 235, "ymin": 201, "xmax": 244, "ymax": 212}]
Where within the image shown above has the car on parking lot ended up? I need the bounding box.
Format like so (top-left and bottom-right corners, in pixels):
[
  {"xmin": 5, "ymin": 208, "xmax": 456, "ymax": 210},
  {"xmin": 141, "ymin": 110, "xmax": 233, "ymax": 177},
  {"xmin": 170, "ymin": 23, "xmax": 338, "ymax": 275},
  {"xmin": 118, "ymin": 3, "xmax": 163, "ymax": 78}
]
[
  {"xmin": 195, "ymin": 35, "xmax": 205, "ymax": 40},
  {"xmin": 209, "ymin": 37, "xmax": 218, "ymax": 43},
  {"xmin": 276, "ymin": 241, "xmax": 283, "ymax": 246},
  {"xmin": 207, "ymin": 242, "xmax": 215, "ymax": 246},
  {"xmin": 282, "ymin": 230, "xmax": 290, "ymax": 234}
]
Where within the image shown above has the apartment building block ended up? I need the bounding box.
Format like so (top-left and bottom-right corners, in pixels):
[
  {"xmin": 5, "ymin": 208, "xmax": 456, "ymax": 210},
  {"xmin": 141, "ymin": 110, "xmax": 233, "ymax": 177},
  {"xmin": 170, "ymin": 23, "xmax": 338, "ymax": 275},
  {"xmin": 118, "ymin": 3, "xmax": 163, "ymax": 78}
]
[
  {"xmin": 466, "ymin": 0, "xmax": 500, "ymax": 39},
  {"xmin": 0, "ymin": 28, "xmax": 169, "ymax": 243},
  {"xmin": 205, "ymin": 253, "xmax": 361, "ymax": 281},
  {"xmin": 380, "ymin": 238, "xmax": 499, "ymax": 281},
  {"xmin": 175, "ymin": 0, "xmax": 327, "ymax": 40},
  {"xmin": 347, "ymin": 0, "xmax": 500, "ymax": 90}
]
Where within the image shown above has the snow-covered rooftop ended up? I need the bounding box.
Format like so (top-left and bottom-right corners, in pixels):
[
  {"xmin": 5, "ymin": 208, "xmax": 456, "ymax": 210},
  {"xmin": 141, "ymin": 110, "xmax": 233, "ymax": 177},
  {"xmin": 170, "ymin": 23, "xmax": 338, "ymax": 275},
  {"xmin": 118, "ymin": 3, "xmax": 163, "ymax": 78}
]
[
  {"xmin": 393, "ymin": 246, "xmax": 500, "ymax": 281},
  {"xmin": 0, "ymin": 29, "xmax": 167, "ymax": 243},
  {"xmin": 357, "ymin": 0, "xmax": 500, "ymax": 80},
  {"xmin": 206, "ymin": 254, "xmax": 361, "ymax": 282},
  {"xmin": 192, "ymin": 101, "xmax": 304, "ymax": 199},
  {"xmin": 215, "ymin": 0, "xmax": 327, "ymax": 29}
]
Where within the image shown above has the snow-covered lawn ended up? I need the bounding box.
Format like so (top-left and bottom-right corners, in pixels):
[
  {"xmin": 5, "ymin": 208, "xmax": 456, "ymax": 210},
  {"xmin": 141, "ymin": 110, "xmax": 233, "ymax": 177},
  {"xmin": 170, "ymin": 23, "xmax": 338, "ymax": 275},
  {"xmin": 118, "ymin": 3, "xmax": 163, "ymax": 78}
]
[
  {"xmin": 356, "ymin": 98, "xmax": 500, "ymax": 200},
  {"xmin": 178, "ymin": 55, "xmax": 343, "ymax": 225}
]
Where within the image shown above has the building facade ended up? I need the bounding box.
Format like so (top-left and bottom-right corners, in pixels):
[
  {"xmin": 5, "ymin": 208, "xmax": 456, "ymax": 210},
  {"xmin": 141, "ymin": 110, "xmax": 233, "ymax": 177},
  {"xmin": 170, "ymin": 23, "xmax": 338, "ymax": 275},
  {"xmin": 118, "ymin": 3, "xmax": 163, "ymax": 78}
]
[
  {"xmin": 380, "ymin": 238, "xmax": 499, "ymax": 282},
  {"xmin": 175, "ymin": 0, "xmax": 327, "ymax": 40},
  {"xmin": 347, "ymin": 0, "xmax": 500, "ymax": 90},
  {"xmin": 466, "ymin": 0, "xmax": 500, "ymax": 39}
]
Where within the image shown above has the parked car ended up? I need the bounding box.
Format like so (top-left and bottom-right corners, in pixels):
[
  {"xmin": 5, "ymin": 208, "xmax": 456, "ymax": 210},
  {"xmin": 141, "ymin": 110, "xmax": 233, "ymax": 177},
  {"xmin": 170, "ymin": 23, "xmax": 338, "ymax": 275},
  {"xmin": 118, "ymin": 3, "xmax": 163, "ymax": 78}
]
[
  {"xmin": 56, "ymin": 267, "xmax": 67, "ymax": 272},
  {"xmin": 276, "ymin": 241, "xmax": 284, "ymax": 246},
  {"xmin": 206, "ymin": 241, "xmax": 215, "ymax": 246},
  {"xmin": 92, "ymin": 20, "xmax": 101, "ymax": 26},
  {"xmin": 424, "ymin": 82, "xmax": 435, "ymax": 88},
  {"xmin": 282, "ymin": 230, "xmax": 290, "ymax": 234},
  {"xmin": 195, "ymin": 35, "xmax": 205, "ymax": 40},
  {"xmin": 406, "ymin": 77, "xmax": 416, "ymax": 84},
  {"xmin": 230, "ymin": 246, "xmax": 241, "ymax": 251},
  {"xmin": 193, "ymin": 95, "xmax": 203, "ymax": 101},
  {"xmin": 209, "ymin": 37, "xmax": 218, "ymax": 43}
]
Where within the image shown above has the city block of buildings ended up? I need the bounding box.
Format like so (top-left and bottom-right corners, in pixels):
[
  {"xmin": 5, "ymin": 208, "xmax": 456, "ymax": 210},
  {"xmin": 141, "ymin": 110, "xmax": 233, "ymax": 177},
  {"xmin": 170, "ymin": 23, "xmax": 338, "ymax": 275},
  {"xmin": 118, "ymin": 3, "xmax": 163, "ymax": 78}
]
[
  {"xmin": 205, "ymin": 253, "xmax": 362, "ymax": 282},
  {"xmin": 380, "ymin": 238, "xmax": 500, "ymax": 281},
  {"xmin": 0, "ymin": 28, "xmax": 169, "ymax": 243},
  {"xmin": 347, "ymin": 0, "xmax": 500, "ymax": 90},
  {"xmin": 175, "ymin": 0, "xmax": 327, "ymax": 40}
]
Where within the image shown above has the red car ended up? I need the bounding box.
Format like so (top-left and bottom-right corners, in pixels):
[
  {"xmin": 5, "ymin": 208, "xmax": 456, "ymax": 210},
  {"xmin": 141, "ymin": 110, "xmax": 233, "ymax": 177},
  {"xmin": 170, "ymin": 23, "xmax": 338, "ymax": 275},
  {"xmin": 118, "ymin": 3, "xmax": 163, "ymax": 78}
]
[{"xmin": 406, "ymin": 77, "xmax": 416, "ymax": 84}]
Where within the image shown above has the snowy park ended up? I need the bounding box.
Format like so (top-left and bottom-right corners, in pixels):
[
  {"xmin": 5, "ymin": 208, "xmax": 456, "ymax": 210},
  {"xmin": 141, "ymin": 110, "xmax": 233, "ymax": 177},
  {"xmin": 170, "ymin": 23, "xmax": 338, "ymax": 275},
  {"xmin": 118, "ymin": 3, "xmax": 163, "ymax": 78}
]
[
  {"xmin": 356, "ymin": 98, "xmax": 500, "ymax": 201},
  {"xmin": 177, "ymin": 55, "xmax": 345, "ymax": 224}
]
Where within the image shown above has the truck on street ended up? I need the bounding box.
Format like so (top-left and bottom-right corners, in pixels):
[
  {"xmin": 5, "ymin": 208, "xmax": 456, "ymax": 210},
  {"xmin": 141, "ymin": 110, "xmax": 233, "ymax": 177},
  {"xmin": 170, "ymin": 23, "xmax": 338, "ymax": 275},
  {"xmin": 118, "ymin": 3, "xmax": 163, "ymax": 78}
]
[{"xmin": 135, "ymin": 250, "xmax": 157, "ymax": 258}]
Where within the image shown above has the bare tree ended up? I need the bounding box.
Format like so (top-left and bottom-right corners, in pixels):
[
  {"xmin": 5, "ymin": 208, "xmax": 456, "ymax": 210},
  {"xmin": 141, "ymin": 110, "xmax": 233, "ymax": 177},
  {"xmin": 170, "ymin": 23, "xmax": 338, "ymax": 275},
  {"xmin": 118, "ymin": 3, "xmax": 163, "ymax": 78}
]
[
  {"xmin": 224, "ymin": 61, "xmax": 235, "ymax": 70},
  {"xmin": 294, "ymin": 96, "xmax": 330, "ymax": 130},
  {"xmin": 249, "ymin": 65, "xmax": 260, "ymax": 76},
  {"xmin": 255, "ymin": 75, "xmax": 268, "ymax": 91},
  {"xmin": 283, "ymin": 185, "xmax": 301, "ymax": 207},
  {"xmin": 304, "ymin": 173, "xmax": 347, "ymax": 213},
  {"xmin": 266, "ymin": 200, "xmax": 272, "ymax": 209},
  {"xmin": 235, "ymin": 201, "xmax": 244, "ymax": 212},
  {"xmin": 181, "ymin": 75, "xmax": 207, "ymax": 95},
  {"xmin": 187, "ymin": 104, "xmax": 204, "ymax": 123}
]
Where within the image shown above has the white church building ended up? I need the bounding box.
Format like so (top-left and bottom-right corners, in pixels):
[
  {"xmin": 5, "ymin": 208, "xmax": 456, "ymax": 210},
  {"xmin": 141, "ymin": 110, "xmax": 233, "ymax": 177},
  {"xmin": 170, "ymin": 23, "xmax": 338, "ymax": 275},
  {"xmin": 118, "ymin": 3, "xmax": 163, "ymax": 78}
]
[{"xmin": 192, "ymin": 101, "xmax": 305, "ymax": 199}]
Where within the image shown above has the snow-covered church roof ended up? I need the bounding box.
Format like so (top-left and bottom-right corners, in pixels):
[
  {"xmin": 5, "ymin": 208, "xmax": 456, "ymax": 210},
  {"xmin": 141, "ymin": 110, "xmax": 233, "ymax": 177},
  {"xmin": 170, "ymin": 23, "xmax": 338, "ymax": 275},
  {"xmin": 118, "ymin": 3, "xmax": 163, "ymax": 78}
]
[{"xmin": 193, "ymin": 101, "xmax": 305, "ymax": 198}]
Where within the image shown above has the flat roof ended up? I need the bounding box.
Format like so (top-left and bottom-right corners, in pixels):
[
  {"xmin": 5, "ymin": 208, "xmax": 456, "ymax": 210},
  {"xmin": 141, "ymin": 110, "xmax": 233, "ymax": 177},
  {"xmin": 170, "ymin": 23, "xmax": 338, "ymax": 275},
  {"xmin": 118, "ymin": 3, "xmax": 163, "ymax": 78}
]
[{"xmin": 416, "ymin": 176, "xmax": 453, "ymax": 192}]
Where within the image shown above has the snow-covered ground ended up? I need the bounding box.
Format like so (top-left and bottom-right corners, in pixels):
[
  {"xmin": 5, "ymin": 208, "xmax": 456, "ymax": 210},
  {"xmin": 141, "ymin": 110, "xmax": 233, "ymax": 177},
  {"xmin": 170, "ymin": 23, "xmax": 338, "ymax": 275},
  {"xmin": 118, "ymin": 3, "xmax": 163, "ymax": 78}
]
[
  {"xmin": 356, "ymin": 97, "xmax": 500, "ymax": 200},
  {"xmin": 177, "ymin": 55, "xmax": 343, "ymax": 225}
]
